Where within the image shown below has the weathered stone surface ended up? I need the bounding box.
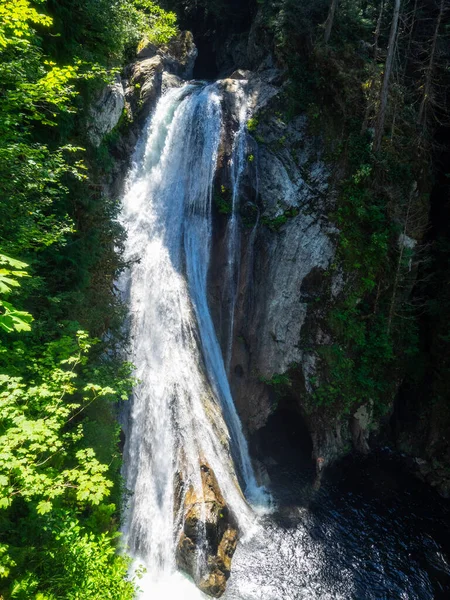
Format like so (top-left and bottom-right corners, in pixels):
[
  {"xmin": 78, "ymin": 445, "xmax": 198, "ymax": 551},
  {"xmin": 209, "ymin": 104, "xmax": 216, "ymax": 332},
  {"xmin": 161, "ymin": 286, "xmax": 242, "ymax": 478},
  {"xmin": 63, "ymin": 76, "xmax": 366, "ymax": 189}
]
[
  {"xmin": 128, "ymin": 55, "xmax": 164, "ymax": 115},
  {"xmin": 229, "ymin": 69, "xmax": 252, "ymax": 80},
  {"xmin": 351, "ymin": 402, "xmax": 373, "ymax": 454},
  {"xmin": 87, "ymin": 78, "xmax": 125, "ymax": 146},
  {"xmin": 162, "ymin": 71, "xmax": 184, "ymax": 93},
  {"xmin": 246, "ymin": 75, "xmax": 281, "ymax": 113},
  {"xmin": 137, "ymin": 31, "xmax": 197, "ymax": 80},
  {"xmin": 247, "ymin": 9, "xmax": 275, "ymax": 69},
  {"xmin": 176, "ymin": 463, "xmax": 238, "ymax": 598},
  {"xmin": 161, "ymin": 31, "xmax": 198, "ymax": 79}
]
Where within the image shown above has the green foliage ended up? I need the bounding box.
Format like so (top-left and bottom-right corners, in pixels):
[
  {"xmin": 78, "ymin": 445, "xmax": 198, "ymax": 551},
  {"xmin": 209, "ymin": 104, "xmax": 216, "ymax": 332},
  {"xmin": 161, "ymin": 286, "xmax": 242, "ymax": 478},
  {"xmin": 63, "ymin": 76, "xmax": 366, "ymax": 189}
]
[
  {"xmin": 260, "ymin": 371, "xmax": 292, "ymax": 403},
  {"xmin": 0, "ymin": 1, "xmax": 52, "ymax": 49},
  {"xmin": 0, "ymin": 331, "xmax": 126, "ymax": 512},
  {"xmin": 214, "ymin": 186, "xmax": 232, "ymax": 215},
  {"xmin": 260, "ymin": 372, "xmax": 292, "ymax": 388},
  {"xmin": 133, "ymin": 0, "xmax": 178, "ymax": 46},
  {"xmin": 45, "ymin": 0, "xmax": 177, "ymax": 63},
  {"xmin": 333, "ymin": 135, "xmax": 390, "ymax": 281},
  {"xmin": 257, "ymin": 0, "xmax": 328, "ymax": 51},
  {"xmin": 0, "ymin": 329, "xmax": 134, "ymax": 595},
  {"xmin": 313, "ymin": 313, "xmax": 396, "ymax": 414},
  {"xmin": 261, "ymin": 207, "xmax": 299, "ymax": 231},
  {"xmin": 0, "ymin": 0, "xmax": 177, "ymax": 596},
  {"xmin": 246, "ymin": 117, "xmax": 259, "ymax": 133},
  {"xmin": 6, "ymin": 512, "xmax": 135, "ymax": 599},
  {"xmin": 310, "ymin": 130, "xmax": 420, "ymax": 414},
  {"xmin": 0, "ymin": 254, "xmax": 33, "ymax": 334}
]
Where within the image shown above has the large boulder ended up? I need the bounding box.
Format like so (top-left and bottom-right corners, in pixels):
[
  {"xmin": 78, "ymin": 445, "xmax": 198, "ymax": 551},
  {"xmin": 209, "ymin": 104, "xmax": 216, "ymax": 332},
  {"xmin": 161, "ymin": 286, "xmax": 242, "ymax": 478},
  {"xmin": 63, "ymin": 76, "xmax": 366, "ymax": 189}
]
[
  {"xmin": 126, "ymin": 55, "xmax": 164, "ymax": 118},
  {"xmin": 125, "ymin": 31, "xmax": 197, "ymax": 123},
  {"xmin": 137, "ymin": 30, "xmax": 198, "ymax": 80},
  {"xmin": 176, "ymin": 463, "xmax": 238, "ymax": 598},
  {"xmin": 87, "ymin": 77, "xmax": 125, "ymax": 147}
]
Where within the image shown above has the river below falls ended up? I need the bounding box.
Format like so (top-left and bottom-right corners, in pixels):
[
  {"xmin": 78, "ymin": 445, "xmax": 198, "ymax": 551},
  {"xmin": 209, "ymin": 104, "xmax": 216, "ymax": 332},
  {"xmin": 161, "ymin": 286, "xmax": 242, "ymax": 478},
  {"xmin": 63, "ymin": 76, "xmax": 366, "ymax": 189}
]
[{"xmin": 224, "ymin": 452, "xmax": 450, "ymax": 600}]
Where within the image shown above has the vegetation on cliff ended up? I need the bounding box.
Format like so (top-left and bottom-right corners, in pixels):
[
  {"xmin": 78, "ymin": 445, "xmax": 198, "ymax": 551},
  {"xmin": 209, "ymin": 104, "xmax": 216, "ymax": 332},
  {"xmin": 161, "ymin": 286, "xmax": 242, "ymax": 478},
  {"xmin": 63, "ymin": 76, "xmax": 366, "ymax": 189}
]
[
  {"xmin": 0, "ymin": 1, "xmax": 176, "ymax": 597},
  {"xmin": 244, "ymin": 0, "xmax": 449, "ymax": 418},
  {"xmin": 262, "ymin": 0, "xmax": 450, "ymax": 429}
]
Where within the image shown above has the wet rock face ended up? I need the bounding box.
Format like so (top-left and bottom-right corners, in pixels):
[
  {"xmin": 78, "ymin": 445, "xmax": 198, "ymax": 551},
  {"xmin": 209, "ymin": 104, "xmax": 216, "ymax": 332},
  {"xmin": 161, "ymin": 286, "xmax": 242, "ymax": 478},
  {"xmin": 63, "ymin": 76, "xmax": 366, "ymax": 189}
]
[
  {"xmin": 209, "ymin": 72, "xmax": 344, "ymax": 464},
  {"xmin": 176, "ymin": 463, "xmax": 238, "ymax": 598}
]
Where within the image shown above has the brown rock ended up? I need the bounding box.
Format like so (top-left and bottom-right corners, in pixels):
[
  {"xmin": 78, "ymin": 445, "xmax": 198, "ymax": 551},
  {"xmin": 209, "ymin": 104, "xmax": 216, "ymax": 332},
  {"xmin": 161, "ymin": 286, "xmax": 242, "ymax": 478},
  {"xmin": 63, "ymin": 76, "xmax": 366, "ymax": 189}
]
[{"xmin": 176, "ymin": 463, "xmax": 238, "ymax": 598}]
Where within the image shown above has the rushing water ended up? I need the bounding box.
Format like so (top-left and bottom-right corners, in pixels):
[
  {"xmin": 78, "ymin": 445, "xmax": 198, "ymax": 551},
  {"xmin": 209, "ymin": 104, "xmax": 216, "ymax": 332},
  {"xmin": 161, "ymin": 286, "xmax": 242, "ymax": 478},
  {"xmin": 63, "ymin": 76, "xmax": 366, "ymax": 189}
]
[
  {"xmin": 120, "ymin": 83, "xmax": 264, "ymax": 595},
  {"xmin": 223, "ymin": 85, "xmax": 248, "ymax": 374},
  {"xmin": 119, "ymin": 81, "xmax": 450, "ymax": 599}
]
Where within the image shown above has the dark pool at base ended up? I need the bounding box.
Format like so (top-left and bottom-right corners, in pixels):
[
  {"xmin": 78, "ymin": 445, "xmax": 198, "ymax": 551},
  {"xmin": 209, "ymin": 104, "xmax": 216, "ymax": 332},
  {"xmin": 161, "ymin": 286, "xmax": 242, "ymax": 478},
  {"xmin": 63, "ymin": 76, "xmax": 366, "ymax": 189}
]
[{"xmin": 225, "ymin": 449, "xmax": 450, "ymax": 600}]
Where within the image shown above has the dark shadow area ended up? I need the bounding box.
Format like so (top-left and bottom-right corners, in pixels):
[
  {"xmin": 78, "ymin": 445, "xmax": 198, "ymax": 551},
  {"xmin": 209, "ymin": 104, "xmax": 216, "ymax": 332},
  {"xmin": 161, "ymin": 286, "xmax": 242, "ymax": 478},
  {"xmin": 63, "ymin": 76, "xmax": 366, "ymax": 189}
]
[
  {"xmin": 251, "ymin": 397, "xmax": 316, "ymax": 512},
  {"xmin": 162, "ymin": 0, "xmax": 256, "ymax": 79},
  {"xmin": 391, "ymin": 124, "xmax": 450, "ymax": 457},
  {"xmin": 193, "ymin": 36, "xmax": 219, "ymax": 80},
  {"xmin": 257, "ymin": 399, "xmax": 314, "ymax": 466}
]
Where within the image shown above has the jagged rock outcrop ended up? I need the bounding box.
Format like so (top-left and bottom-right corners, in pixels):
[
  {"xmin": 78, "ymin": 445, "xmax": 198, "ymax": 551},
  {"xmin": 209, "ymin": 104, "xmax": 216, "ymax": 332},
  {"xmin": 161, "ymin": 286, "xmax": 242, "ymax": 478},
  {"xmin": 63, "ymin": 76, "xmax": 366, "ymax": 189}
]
[
  {"xmin": 87, "ymin": 77, "xmax": 125, "ymax": 147},
  {"xmin": 137, "ymin": 31, "xmax": 198, "ymax": 79},
  {"xmin": 89, "ymin": 31, "xmax": 196, "ymax": 158},
  {"xmin": 176, "ymin": 463, "xmax": 238, "ymax": 598},
  {"xmin": 125, "ymin": 31, "xmax": 197, "ymax": 125}
]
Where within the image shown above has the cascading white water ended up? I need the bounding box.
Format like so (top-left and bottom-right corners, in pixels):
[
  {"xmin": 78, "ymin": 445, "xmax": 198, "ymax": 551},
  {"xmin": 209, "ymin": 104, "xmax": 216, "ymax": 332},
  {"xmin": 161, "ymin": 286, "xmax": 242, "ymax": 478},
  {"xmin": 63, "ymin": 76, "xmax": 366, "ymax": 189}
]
[
  {"xmin": 223, "ymin": 84, "xmax": 249, "ymax": 374},
  {"xmin": 119, "ymin": 82, "xmax": 265, "ymax": 596}
]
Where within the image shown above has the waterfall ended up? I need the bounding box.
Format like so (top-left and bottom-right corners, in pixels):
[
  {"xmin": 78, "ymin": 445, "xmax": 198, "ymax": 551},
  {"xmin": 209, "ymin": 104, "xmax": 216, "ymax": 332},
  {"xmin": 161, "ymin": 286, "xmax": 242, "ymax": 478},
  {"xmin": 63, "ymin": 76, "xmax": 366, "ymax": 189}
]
[
  {"xmin": 112, "ymin": 76, "xmax": 447, "ymax": 600},
  {"xmin": 119, "ymin": 83, "xmax": 265, "ymax": 595}
]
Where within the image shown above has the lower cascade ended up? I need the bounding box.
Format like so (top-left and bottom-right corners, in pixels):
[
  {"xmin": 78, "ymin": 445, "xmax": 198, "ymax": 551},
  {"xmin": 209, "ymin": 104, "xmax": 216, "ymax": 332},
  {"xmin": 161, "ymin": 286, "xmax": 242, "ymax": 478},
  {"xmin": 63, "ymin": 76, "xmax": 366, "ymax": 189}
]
[{"xmin": 120, "ymin": 82, "xmax": 265, "ymax": 597}]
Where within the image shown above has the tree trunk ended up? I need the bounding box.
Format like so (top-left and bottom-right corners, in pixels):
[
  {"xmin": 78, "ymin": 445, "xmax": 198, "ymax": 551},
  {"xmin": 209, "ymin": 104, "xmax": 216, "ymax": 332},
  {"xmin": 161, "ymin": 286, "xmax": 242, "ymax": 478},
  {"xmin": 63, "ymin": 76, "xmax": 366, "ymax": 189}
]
[
  {"xmin": 324, "ymin": 0, "xmax": 339, "ymax": 44},
  {"xmin": 374, "ymin": 0, "xmax": 385, "ymax": 60},
  {"xmin": 418, "ymin": 0, "xmax": 445, "ymax": 127},
  {"xmin": 374, "ymin": 0, "xmax": 401, "ymax": 151},
  {"xmin": 361, "ymin": 0, "xmax": 386, "ymax": 133}
]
